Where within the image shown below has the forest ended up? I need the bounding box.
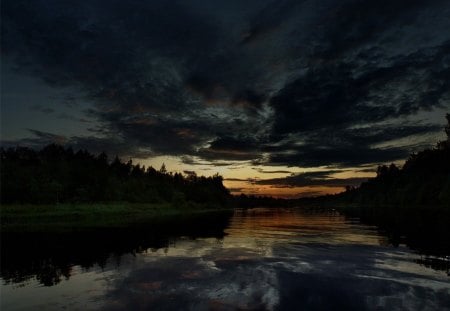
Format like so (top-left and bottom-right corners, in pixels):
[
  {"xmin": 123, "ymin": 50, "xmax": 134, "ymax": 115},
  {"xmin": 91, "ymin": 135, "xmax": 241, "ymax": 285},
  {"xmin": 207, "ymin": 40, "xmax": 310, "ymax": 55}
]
[
  {"xmin": 333, "ymin": 114, "xmax": 450, "ymax": 209},
  {"xmin": 0, "ymin": 145, "xmax": 231, "ymax": 207}
]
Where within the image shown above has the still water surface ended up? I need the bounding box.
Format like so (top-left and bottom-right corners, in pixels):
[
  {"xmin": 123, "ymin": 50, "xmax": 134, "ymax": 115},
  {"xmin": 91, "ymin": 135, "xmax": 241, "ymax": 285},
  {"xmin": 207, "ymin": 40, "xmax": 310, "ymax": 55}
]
[{"xmin": 1, "ymin": 208, "xmax": 449, "ymax": 310}]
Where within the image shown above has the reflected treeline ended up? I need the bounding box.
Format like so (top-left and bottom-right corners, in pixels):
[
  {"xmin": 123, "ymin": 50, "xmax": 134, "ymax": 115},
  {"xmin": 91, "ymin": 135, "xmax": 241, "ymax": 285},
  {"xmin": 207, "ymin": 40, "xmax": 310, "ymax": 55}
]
[
  {"xmin": 415, "ymin": 255, "xmax": 450, "ymax": 276},
  {"xmin": 0, "ymin": 211, "xmax": 233, "ymax": 286},
  {"xmin": 351, "ymin": 208, "xmax": 450, "ymax": 274},
  {"xmin": 415, "ymin": 256, "xmax": 450, "ymax": 275},
  {"xmin": 0, "ymin": 145, "xmax": 230, "ymax": 206}
]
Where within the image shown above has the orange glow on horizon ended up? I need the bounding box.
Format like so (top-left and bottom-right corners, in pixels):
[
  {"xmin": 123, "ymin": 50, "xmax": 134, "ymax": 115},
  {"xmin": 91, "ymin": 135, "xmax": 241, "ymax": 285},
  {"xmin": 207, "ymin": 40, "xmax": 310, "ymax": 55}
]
[
  {"xmin": 223, "ymin": 180, "xmax": 344, "ymax": 198},
  {"xmin": 136, "ymin": 156, "xmax": 372, "ymax": 199}
]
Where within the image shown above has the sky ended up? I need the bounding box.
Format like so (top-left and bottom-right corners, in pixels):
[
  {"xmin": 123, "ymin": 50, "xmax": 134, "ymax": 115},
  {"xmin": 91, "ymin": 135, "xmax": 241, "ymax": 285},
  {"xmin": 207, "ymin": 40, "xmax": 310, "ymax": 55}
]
[{"xmin": 1, "ymin": 0, "xmax": 449, "ymax": 198}]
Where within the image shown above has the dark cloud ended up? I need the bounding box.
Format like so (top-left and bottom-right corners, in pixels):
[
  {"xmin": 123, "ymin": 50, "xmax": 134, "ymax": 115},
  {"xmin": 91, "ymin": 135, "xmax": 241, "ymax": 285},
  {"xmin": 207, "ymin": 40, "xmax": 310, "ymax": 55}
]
[
  {"xmin": 225, "ymin": 170, "xmax": 368, "ymax": 192},
  {"xmin": 0, "ymin": 129, "xmax": 153, "ymax": 159},
  {"xmin": 291, "ymin": 190, "xmax": 327, "ymax": 197},
  {"xmin": 315, "ymin": 0, "xmax": 440, "ymax": 59},
  {"xmin": 30, "ymin": 105, "xmax": 55, "ymax": 114},
  {"xmin": 270, "ymin": 45, "xmax": 450, "ymax": 135},
  {"xmin": 224, "ymin": 178, "xmax": 251, "ymax": 182},
  {"xmin": 254, "ymin": 171, "xmax": 368, "ymax": 188},
  {"xmin": 57, "ymin": 113, "xmax": 90, "ymax": 123},
  {"xmin": 68, "ymin": 136, "xmax": 154, "ymax": 159},
  {"xmin": 197, "ymin": 136, "xmax": 262, "ymax": 161},
  {"xmin": 179, "ymin": 156, "xmax": 239, "ymax": 167},
  {"xmin": 268, "ymin": 147, "xmax": 407, "ymax": 168},
  {"xmin": 262, "ymin": 124, "xmax": 443, "ymax": 167},
  {"xmin": 2, "ymin": 0, "xmax": 449, "ymax": 170},
  {"xmin": 240, "ymin": 0, "xmax": 304, "ymax": 45},
  {"xmin": 252, "ymin": 168, "xmax": 293, "ymax": 174},
  {"xmin": 1, "ymin": 129, "xmax": 66, "ymax": 150}
]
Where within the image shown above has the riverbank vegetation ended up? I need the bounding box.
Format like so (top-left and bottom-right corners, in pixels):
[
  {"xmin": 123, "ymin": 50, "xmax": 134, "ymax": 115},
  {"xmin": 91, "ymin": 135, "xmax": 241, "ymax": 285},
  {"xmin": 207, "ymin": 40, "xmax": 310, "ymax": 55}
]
[
  {"xmin": 333, "ymin": 113, "xmax": 450, "ymax": 211},
  {"xmin": 0, "ymin": 145, "xmax": 231, "ymax": 206},
  {"xmin": 0, "ymin": 203, "xmax": 232, "ymax": 232},
  {"xmin": 0, "ymin": 145, "xmax": 233, "ymax": 231}
]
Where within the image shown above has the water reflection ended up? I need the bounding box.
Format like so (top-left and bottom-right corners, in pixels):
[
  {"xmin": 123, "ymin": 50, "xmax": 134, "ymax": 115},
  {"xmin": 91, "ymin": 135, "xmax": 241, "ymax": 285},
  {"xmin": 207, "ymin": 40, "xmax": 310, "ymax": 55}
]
[
  {"xmin": 1, "ymin": 208, "xmax": 449, "ymax": 310},
  {"xmin": 1, "ymin": 211, "xmax": 233, "ymax": 286}
]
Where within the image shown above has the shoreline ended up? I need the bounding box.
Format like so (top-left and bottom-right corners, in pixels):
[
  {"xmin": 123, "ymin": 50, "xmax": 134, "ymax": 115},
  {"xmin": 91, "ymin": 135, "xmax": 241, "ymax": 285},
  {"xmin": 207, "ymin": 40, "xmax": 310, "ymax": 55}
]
[{"xmin": 0, "ymin": 203, "xmax": 233, "ymax": 232}]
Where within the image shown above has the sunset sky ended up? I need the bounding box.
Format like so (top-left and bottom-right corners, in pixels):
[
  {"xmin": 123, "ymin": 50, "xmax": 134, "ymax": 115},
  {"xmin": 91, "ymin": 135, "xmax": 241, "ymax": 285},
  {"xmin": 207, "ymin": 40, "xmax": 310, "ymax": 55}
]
[{"xmin": 1, "ymin": 0, "xmax": 449, "ymax": 197}]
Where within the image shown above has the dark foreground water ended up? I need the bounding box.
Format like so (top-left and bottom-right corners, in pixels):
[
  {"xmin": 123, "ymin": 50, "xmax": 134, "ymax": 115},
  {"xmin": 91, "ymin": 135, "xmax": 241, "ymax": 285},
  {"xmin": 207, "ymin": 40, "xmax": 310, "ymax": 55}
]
[{"xmin": 1, "ymin": 208, "xmax": 449, "ymax": 310}]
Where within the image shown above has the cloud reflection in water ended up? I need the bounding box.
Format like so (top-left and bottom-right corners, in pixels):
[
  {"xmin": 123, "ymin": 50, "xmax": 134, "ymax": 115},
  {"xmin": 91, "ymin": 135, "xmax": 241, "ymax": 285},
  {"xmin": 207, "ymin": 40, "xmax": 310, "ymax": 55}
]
[{"xmin": 100, "ymin": 209, "xmax": 450, "ymax": 310}]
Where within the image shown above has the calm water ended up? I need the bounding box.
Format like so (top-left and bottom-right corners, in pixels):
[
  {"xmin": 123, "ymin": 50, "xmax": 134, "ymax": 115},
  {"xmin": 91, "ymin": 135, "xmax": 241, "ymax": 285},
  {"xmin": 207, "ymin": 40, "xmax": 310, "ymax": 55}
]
[{"xmin": 1, "ymin": 208, "xmax": 449, "ymax": 310}]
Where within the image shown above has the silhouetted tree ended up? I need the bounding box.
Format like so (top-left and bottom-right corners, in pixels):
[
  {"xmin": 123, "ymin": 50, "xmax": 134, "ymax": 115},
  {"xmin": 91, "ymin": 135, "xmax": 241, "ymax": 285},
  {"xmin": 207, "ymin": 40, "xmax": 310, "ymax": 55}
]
[{"xmin": 159, "ymin": 163, "xmax": 167, "ymax": 174}]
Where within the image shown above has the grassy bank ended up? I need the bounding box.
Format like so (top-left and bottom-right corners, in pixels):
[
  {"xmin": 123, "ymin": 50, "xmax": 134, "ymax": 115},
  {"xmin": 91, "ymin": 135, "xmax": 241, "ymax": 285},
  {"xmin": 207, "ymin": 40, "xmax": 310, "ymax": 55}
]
[{"xmin": 0, "ymin": 203, "xmax": 233, "ymax": 232}]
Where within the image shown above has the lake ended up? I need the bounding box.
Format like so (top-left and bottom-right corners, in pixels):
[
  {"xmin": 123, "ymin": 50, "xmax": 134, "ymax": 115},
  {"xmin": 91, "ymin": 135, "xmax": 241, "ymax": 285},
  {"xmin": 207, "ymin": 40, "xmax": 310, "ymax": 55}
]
[{"xmin": 1, "ymin": 207, "xmax": 449, "ymax": 310}]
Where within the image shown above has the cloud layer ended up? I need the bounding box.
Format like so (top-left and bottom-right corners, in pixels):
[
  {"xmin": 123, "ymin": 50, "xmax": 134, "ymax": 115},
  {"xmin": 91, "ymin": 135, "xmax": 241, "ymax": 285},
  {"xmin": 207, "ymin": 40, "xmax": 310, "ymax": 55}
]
[{"xmin": 2, "ymin": 0, "xmax": 449, "ymax": 173}]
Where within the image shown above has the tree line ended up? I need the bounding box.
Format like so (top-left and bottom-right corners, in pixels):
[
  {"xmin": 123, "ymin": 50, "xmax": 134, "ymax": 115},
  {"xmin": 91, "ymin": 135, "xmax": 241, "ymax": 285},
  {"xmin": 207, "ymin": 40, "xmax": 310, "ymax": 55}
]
[
  {"xmin": 336, "ymin": 114, "xmax": 450, "ymax": 208},
  {"xmin": 0, "ymin": 145, "xmax": 230, "ymax": 206}
]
